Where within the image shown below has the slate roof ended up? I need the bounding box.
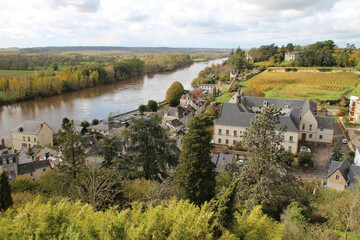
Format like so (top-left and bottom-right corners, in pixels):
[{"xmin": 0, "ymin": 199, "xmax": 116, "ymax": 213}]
[
  {"xmin": 0, "ymin": 154, "xmax": 16, "ymax": 165},
  {"xmin": 326, "ymin": 160, "xmax": 350, "ymax": 180},
  {"xmin": 243, "ymin": 96, "xmax": 317, "ymax": 111},
  {"xmin": 17, "ymin": 159, "xmax": 51, "ymax": 175},
  {"xmin": 315, "ymin": 116, "xmax": 334, "ymax": 129},
  {"xmin": 216, "ymin": 103, "xmax": 299, "ymax": 132},
  {"xmin": 211, "ymin": 153, "xmax": 235, "ymax": 172},
  {"xmin": 18, "ymin": 156, "xmax": 33, "ymax": 164},
  {"xmin": 0, "ymin": 145, "xmax": 6, "ymax": 151},
  {"xmin": 11, "ymin": 120, "xmax": 51, "ymax": 134},
  {"xmin": 169, "ymin": 119, "xmax": 183, "ymax": 127}
]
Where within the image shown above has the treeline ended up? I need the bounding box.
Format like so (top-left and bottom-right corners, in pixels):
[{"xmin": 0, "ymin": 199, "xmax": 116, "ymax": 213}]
[
  {"xmin": 0, "ymin": 54, "xmax": 194, "ymax": 105},
  {"xmin": 247, "ymin": 40, "xmax": 360, "ymax": 68}
]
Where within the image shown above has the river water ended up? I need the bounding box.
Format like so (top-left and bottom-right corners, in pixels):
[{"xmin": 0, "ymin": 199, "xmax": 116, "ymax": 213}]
[{"xmin": 0, "ymin": 58, "xmax": 226, "ymax": 143}]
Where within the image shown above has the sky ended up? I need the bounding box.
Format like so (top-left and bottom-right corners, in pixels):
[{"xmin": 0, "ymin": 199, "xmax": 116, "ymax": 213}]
[{"xmin": 0, "ymin": 0, "xmax": 359, "ymax": 49}]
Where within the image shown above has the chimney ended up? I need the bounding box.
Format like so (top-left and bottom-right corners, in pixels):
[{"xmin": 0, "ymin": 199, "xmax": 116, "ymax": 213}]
[
  {"xmin": 40, "ymin": 123, "xmax": 43, "ymax": 129},
  {"xmin": 93, "ymin": 134, "xmax": 97, "ymax": 141},
  {"xmin": 1, "ymin": 138, "xmax": 5, "ymax": 146}
]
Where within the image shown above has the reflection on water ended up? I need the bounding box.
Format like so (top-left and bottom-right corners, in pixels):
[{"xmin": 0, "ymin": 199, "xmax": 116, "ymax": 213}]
[{"xmin": 0, "ymin": 58, "xmax": 226, "ymax": 142}]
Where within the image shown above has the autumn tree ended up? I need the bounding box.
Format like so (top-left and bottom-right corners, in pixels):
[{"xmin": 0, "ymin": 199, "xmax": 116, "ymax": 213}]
[
  {"xmin": 166, "ymin": 81, "xmax": 184, "ymax": 105},
  {"xmin": 174, "ymin": 114, "xmax": 216, "ymax": 205},
  {"xmin": 0, "ymin": 172, "xmax": 13, "ymax": 211},
  {"xmin": 238, "ymin": 105, "xmax": 300, "ymax": 218}
]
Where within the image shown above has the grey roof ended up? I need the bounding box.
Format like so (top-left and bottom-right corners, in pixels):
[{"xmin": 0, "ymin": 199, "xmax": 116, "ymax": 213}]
[
  {"xmin": 0, "ymin": 145, "xmax": 6, "ymax": 151},
  {"xmin": 0, "ymin": 154, "xmax": 16, "ymax": 165},
  {"xmin": 315, "ymin": 116, "xmax": 334, "ymax": 130},
  {"xmin": 18, "ymin": 156, "xmax": 33, "ymax": 164},
  {"xmin": 11, "ymin": 120, "xmax": 51, "ymax": 134},
  {"xmin": 88, "ymin": 123, "xmax": 109, "ymax": 132},
  {"xmin": 243, "ymin": 96, "xmax": 317, "ymax": 111},
  {"xmin": 18, "ymin": 159, "xmax": 51, "ymax": 175},
  {"xmin": 211, "ymin": 153, "xmax": 235, "ymax": 172},
  {"xmin": 216, "ymin": 103, "xmax": 299, "ymax": 132},
  {"xmin": 348, "ymin": 165, "xmax": 360, "ymax": 185},
  {"xmin": 326, "ymin": 160, "xmax": 350, "ymax": 179},
  {"xmin": 169, "ymin": 119, "xmax": 183, "ymax": 127}
]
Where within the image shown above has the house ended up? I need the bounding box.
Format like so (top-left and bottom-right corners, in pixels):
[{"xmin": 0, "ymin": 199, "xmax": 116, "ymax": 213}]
[
  {"xmin": 215, "ymin": 90, "xmax": 334, "ymax": 153},
  {"xmin": 179, "ymin": 92, "xmax": 206, "ymax": 115},
  {"xmin": 164, "ymin": 105, "xmax": 196, "ymax": 128},
  {"xmin": 166, "ymin": 119, "xmax": 184, "ymax": 136},
  {"xmin": 326, "ymin": 159, "xmax": 360, "ymax": 191},
  {"xmin": 284, "ymin": 52, "xmax": 299, "ymax": 61},
  {"xmin": 87, "ymin": 119, "xmax": 122, "ymax": 136},
  {"xmin": 197, "ymin": 84, "xmax": 216, "ymax": 95},
  {"xmin": 211, "ymin": 153, "xmax": 237, "ymax": 172},
  {"xmin": 10, "ymin": 120, "xmax": 53, "ymax": 152},
  {"xmin": 0, "ymin": 154, "xmax": 17, "ymax": 180},
  {"xmin": 245, "ymin": 51, "xmax": 253, "ymax": 61},
  {"xmin": 17, "ymin": 157, "xmax": 51, "ymax": 181}
]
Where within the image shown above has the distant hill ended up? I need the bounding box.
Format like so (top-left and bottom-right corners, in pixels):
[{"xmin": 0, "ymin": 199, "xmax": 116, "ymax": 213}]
[{"xmin": 0, "ymin": 46, "xmax": 230, "ymax": 54}]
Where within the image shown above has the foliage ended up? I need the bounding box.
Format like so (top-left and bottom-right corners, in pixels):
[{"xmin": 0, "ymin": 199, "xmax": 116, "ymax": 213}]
[
  {"xmin": 0, "ymin": 198, "xmax": 237, "ymax": 239},
  {"xmin": 37, "ymin": 169, "xmax": 72, "ymax": 197},
  {"xmin": 238, "ymin": 105, "xmax": 300, "ymax": 218},
  {"xmin": 281, "ymin": 202, "xmax": 309, "ymax": 240},
  {"xmin": 169, "ymin": 98, "xmax": 180, "ymax": 107},
  {"xmin": 143, "ymin": 54, "xmax": 192, "ymax": 73},
  {"xmin": 10, "ymin": 175, "xmax": 37, "ymax": 193},
  {"xmin": 91, "ymin": 118, "xmax": 99, "ymax": 125},
  {"xmin": 330, "ymin": 139, "xmax": 343, "ymax": 162},
  {"xmin": 165, "ymin": 81, "xmax": 184, "ymax": 102},
  {"xmin": 97, "ymin": 135, "xmax": 122, "ymax": 167},
  {"xmin": 0, "ymin": 172, "xmax": 12, "ymax": 211},
  {"xmin": 122, "ymin": 178, "xmax": 175, "ymax": 206},
  {"xmin": 174, "ymin": 114, "xmax": 216, "ymax": 205},
  {"xmin": 147, "ymin": 100, "xmax": 158, "ymax": 112},
  {"xmin": 295, "ymin": 40, "xmax": 336, "ymax": 67},
  {"xmin": 58, "ymin": 124, "xmax": 86, "ymax": 178},
  {"xmin": 123, "ymin": 117, "xmax": 178, "ymax": 181},
  {"xmin": 232, "ymin": 205, "xmax": 284, "ymax": 240},
  {"xmin": 138, "ymin": 104, "xmax": 146, "ymax": 114},
  {"xmin": 279, "ymin": 150, "xmax": 295, "ymax": 166},
  {"xmin": 80, "ymin": 120, "xmax": 90, "ymax": 128},
  {"xmin": 298, "ymin": 151, "xmax": 313, "ymax": 167}
]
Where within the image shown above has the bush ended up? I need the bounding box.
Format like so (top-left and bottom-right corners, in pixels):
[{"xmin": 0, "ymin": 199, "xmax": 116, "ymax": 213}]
[
  {"xmin": 91, "ymin": 118, "xmax": 99, "ymax": 125},
  {"xmin": 169, "ymin": 98, "xmax": 179, "ymax": 107},
  {"xmin": 147, "ymin": 100, "xmax": 158, "ymax": 112},
  {"xmin": 138, "ymin": 104, "xmax": 147, "ymax": 114},
  {"xmin": 11, "ymin": 175, "xmax": 38, "ymax": 193},
  {"xmin": 298, "ymin": 151, "xmax": 313, "ymax": 167}
]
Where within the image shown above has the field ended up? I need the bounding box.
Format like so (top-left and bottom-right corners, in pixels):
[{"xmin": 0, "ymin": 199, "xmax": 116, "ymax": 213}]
[{"xmin": 242, "ymin": 72, "xmax": 360, "ymax": 100}]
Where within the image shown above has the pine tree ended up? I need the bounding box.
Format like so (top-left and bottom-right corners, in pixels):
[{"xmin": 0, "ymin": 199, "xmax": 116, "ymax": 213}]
[
  {"xmin": 238, "ymin": 105, "xmax": 299, "ymax": 218},
  {"xmin": 0, "ymin": 172, "xmax": 13, "ymax": 211},
  {"xmin": 58, "ymin": 123, "xmax": 86, "ymax": 179},
  {"xmin": 174, "ymin": 114, "xmax": 216, "ymax": 205}
]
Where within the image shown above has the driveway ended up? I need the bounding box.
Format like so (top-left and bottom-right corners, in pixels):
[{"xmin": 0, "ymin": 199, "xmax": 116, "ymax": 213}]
[{"xmin": 299, "ymin": 119, "xmax": 349, "ymax": 170}]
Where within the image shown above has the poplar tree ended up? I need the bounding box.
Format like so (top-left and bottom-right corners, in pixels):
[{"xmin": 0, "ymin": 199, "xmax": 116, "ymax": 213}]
[
  {"xmin": 0, "ymin": 172, "xmax": 13, "ymax": 211},
  {"xmin": 238, "ymin": 105, "xmax": 299, "ymax": 218},
  {"xmin": 174, "ymin": 114, "xmax": 216, "ymax": 205}
]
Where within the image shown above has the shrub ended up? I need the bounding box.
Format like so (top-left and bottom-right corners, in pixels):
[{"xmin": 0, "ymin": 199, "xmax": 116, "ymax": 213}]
[{"xmin": 298, "ymin": 151, "xmax": 313, "ymax": 167}]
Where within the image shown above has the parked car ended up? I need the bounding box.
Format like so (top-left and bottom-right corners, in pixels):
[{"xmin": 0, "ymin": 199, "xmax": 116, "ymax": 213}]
[
  {"xmin": 300, "ymin": 146, "xmax": 311, "ymax": 153},
  {"xmin": 342, "ymin": 138, "xmax": 348, "ymax": 144}
]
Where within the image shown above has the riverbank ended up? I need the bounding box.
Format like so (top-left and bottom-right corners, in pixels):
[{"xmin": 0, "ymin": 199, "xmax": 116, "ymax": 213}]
[{"xmin": 0, "ymin": 58, "xmax": 227, "ymax": 143}]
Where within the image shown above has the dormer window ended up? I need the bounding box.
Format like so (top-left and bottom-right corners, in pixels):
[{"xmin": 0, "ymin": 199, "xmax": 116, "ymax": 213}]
[
  {"xmin": 284, "ymin": 105, "xmax": 288, "ymax": 109},
  {"xmin": 263, "ymin": 101, "xmax": 267, "ymax": 107}
]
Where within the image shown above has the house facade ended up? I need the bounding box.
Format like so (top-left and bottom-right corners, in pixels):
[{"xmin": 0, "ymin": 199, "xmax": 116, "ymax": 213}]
[
  {"xmin": 0, "ymin": 154, "xmax": 17, "ymax": 180},
  {"xmin": 215, "ymin": 90, "xmax": 334, "ymax": 153},
  {"xmin": 284, "ymin": 52, "xmax": 299, "ymax": 61},
  {"xmin": 10, "ymin": 121, "xmax": 53, "ymax": 152},
  {"xmin": 349, "ymin": 96, "xmax": 360, "ymax": 123},
  {"xmin": 326, "ymin": 159, "xmax": 360, "ymax": 191}
]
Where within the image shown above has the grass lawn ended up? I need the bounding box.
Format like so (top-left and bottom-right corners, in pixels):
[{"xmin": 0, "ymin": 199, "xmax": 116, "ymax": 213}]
[
  {"xmin": 0, "ymin": 69, "xmax": 34, "ymax": 73},
  {"xmin": 215, "ymin": 92, "xmax": 236, "ymax": 103},
  {"xmin": 192, "ymin": 58, "xmax": 206, "ymax": 62},
  {"xmin": 243, "ymin": 72, "xmax": 359, "ymax": 100}
]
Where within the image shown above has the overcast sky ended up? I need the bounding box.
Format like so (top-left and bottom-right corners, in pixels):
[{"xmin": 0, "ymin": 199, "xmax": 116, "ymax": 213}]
[{"xmin": 0, "ymin": 0, "xmax": 359, "ymax": 49}]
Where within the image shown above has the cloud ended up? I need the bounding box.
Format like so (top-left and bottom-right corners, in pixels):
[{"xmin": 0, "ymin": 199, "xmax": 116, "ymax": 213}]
[{"xmin": 50, "ymin": 0, "xmax": 100, "ymax": 12}]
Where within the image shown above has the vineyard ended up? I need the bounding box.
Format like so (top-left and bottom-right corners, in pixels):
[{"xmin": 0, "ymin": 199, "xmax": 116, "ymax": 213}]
[{"xmin": 242, "ymin": 72, "xmax": 360, "ymax": 100}]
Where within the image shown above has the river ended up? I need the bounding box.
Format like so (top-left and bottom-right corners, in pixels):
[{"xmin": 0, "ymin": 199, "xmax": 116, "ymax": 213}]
[{"xmin": 0, "ymin": 58, "xmax": 226, "ymax": 143}]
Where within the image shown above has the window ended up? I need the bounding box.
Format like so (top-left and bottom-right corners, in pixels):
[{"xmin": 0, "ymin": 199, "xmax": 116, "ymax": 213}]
[
  {"xmin": 233, "ymin": 130, "xmax": 237, "ymax": 136},
  {"xmin": 10, "ymin": 167, "xmax": 14, "ymax": 171},
  {"xmin": 22, "ymin": 143, "xmax": 27, "ymax": 147},
  {"xmin": 320, "ymin": 128, "xmax": 324, "ymax": 132},
  {"xmin": 289, "ymin": 136, "xmax": 293, "ymax": 142},
  {"xmin": 30, "ymin": 172, "xmax": 33, "ymax": 176},
  {"xmin": 4, "ymin": 168, "xmax": 7, "ymax": 172},
  {"xmin": 218, "ymin": 129, "xmax": 222, "ymax": 135},
  {"xmin": 34, "ymin": 138, "xmax": 36, "ymax": 142},
  {"xmin": 289, "ymin": 146, "xmax": 292, "ymax": 151},
  {"xmin": 319, "ymin": 135, "xmax": 323, "ymax": 140},
  {"xmin": 309, "ymin": 134, "xmax": 313, "ymax": 138},
  {"xmin": 335, "ymin": 175, "xmax": 340, "ymax": 180},
  {"xmin": 309, "ymin": 124, "xmax": 312, "ymax": 131},
  {"xmin": 22, "ymin": 136, "xmax": 25, "ymax": 141},
  {"xmin": 8, "ymin": 158, "xmax": 13, "ymax": 164},
  {"xmin": 28, "ymin": 137, "xmax": 30, "ymax": 141},
  {"xmin": 2, "ymin": 159, "xmax": 6, "ymax": 165},
  {"xmin": 226, "ymin": 130, "xmax": 229, "ymax": 136},
  {"xmin": 218, "ymin": 138, "xmax": 222, "ymax": 144},
  {"xmin": 225, "ymin": 139, "xmax": 229, "ymax": 144},
  {"xmin": 233, "ymin": 140, "xmax": 236, "ymax": 145},
  {"xmin": 281, "ymin": 145, "xmax": 285, "ymax": 150},
  {"xmin": 263, "ymin": 101, "xmax": 267, "ymax": 107},
  {"xmin": 8, "ymin": 174, "xmax": 12, "ymax": 180},
  {"xmin": 302, "ymin": 124, "xmax": 305, "ymax": 130}
]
